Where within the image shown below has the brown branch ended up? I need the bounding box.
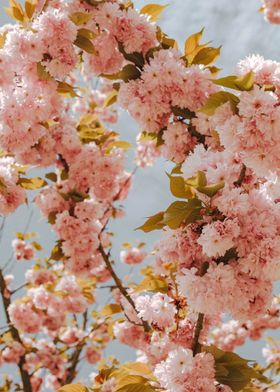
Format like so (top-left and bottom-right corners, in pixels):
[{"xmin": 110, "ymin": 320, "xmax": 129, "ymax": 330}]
[
  {"xmin": 64, "ymin": 311, "xmax": 88, "ymax": 384},
  {"xmin": 98, "ymin": 244, "xmax": 150, "ymax": 332},
  {"xmin": 0, "ymin": 269, "xmax": 32, "ymax": 392},
  {"xmin": 191, "ymin": 312, "xmax": 204, "ymax": 355},
  {"xmin": 191, "ymin": 262, "xmax": 209, "ymax": 356},
  {"xmin": 234, "ymin": 164, "xmax": 246, "ymax": 187}
]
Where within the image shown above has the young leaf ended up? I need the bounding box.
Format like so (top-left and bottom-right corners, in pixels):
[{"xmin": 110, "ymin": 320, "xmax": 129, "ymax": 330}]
[
  {"xmin": 192, "ymin": 46, "xmax": 221, "ymax": 66},
  {"xmin": 18, "ymin": 177, "xmax": 47, "ymax": 190},
  {"xmin": 37, "ymin": 63, "xmax": 52, "ymax": 81},
  {"xmin": 74, "ymin": 35, "xmax": 95, "ymax": 54},
  {"xmin": 57, "ymin": 82, "xmax": 79, "ymax": 98},
  {"xmin": 103, "ymin": 91, "xmax": 118, "ymax": 108},
  {"xmin": 101, "ymin": 304, "xmax": 122, "ymax": 316},
  {"xmin": 212, "ymin": 71, "xmax": 254, "ymax": 92},
  {"xmin": 133, "ymin": 275, "xmax": 168, "ymax": 294},
  {"xmin": 136, "ymin": 211, "xmax": 165, "ymax": 232},
  {"xmin": 58, "ymin": 384, "xmax": 88, "ymax": 392},
  {"xmin": 116, "ymin": 384, "xmax": 155, "ymax": 392},
  {"xmin": 163, "ymin": 199, "xmax": 202, "ymax": 229},
  {"xmin": 70, "ymin": 12, "xmax": 92, "ymax": 25},
  {"xmin": 200, "ymin": 91, "xmax": 240, "ymax": 115},
  {"xmin": 184, "ymin": 28, "xmax": 204, "ymax": 57},
  {"xmin": 25, "ymin": 0, "xmax": 37, "ymax": 19},
  {"xmin": 203, "ymin": 346, "xmax": 269, "ymax": 392},
  {"xmin": 168, "ymin": 174, "xmax": 195, "ymax": 199},
  {"xmin": 140, "ymin": 3, "xmax": 168, "ymax": 22},
  {"xmin": 45, "ymin": 172, "xmax": 58, "ymax": 182}
]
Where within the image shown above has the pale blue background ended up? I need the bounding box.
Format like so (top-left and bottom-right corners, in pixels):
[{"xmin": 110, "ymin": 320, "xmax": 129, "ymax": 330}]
[{"xmin": 0, "ymin": 0, "xmax": 279, "ymax": 388}]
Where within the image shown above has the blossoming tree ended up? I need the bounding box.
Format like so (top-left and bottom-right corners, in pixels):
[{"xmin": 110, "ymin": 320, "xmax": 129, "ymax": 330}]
[{"xmin": 0, "ymin": 0, "xmax": 280, "ymax": 391}]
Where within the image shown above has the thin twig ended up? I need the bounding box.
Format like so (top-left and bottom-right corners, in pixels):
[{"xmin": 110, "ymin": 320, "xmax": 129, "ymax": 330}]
[
  {"xmin": 0, "ymin": 268, "xmax": 32, "ymax": 392},
  {"xmin": 98, "ymin": 243, "xmax": 150, "ymax": 332}
]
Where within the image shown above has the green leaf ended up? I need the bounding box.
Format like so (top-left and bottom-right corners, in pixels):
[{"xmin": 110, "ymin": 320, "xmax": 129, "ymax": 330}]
[
  {"xmin": 101, "ymin": 304, "xmax": 122, "ymax": 317},
  {"xmin": 18, "ymin": 177, "xmax": 47, "ymax": 190},
  {"xmin": 186, "ymin": 171, "xmax": 207, "ymax": 188},
  {"xmin": 163, "ymin": 199, "xmax": 202, "ymax": 229},
  {"xmin": 192, "ymin": 46, "xmax": 221, "ymax": 66},
  {"xmin": 136, "ymin": 211, "xmax": 165, "ymax": 232},
  {"xmin": 203, "ymin": 346, "xmax": 269, "ymax": 392},
  {"xmin": 140, "ymin": 3, "xmax": 168, "ymax": 22},
  {"xmin": 212, "ymin": 71, "xmax": 254, "ymax": 92},
  {"xmin": 168, "ymin": 174, "xmax": 195, "ymax": 199},
  {"xmin": 77, "ymin": 28, "xmax": 96, "ymax": 40},
  {"xmin": 171, "ymin": 106, "xmax": 195, "ymax": 119},
  {"xmin": 74, "ymin": 35, "xmax": 95, "ymax": 54},
  {"xmin": 200, "ymin": 91, "xmax": 240, "ymax": 115},
  {"xmin": 198, "ymin": 181, "xmax": 224, "ymax": 197},
  {"xmin": 102, "ymin": 64, "xmax": 141, "ymax": 82}
]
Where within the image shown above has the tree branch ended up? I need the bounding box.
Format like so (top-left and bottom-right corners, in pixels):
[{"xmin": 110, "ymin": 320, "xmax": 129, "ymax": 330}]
[
  {"xmin": 64, "ymin": 311, "xmax": 88, "ymax": 384},
  {"xmin": 0, "ymin": 269, "xmax": 32, "ymax": 392},
  {"xmin": 98, "ymin": 244, "xmax": 150, "ymax": 332},
  {"xmin": 191, "ymin": 312, "xmax": 204, "ymax": 355}
]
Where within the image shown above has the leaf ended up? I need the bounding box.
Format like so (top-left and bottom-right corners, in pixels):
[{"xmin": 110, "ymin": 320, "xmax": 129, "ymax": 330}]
[
  {"xmin": 74, "ymin": 35, "xmax": 95, "ymax": 54},
  {"xmin": 48, "ymin": 211, "xmax": 58, "ymax": 225},
  {"xmin": 140, "ymin": 3, "xmax": 168, "ymax": 22},
  {"xmin": 163, "ymin": 199, "xmax": 202, "ymax": 229},
  {"xmin": 185, "ymin": 28, "xmax": 204, "ymax": 57},
  {"xmin": 167, "ymin": 174, "xmax": 195, "ymax": 199},
  {"xmin": 116, "ymin": 384, "xmax": 155, "ymax": 392},
  {"xmin": 102, "ymin": 64, "xmax": 141, "ymax": 82},
  {"xmin": 18, "ymin": 177, "xmax": 47, "ymax": 190},
  {"xmin": 25, "ymin": 0, "xmax": 37, "ymax": 19},
  {"xmin": 50, "ymin": 242, "xmax": 63, "ymax": 261},
  {"xmin": 45, "ymin": 172, "xmax": 57, "ymax": 182},
  {"xmin": 106, "ymin": 141, "xmax": 132, "ymax": 153},
  {"xmin": 203, "ymin": 346, "xmax": 269, "ymax": 392},
  {"xmin": 136, "ymin": 211, "xmax": 165, "ymax": 232},
  {"xmin": 116, "ymin": 376, "xmax": 149, "ymax": 390},
  {"xmin": 200, "ymin": 91, "xmax": 240, "ymax": 115},
  {"xmin": 57, "ymin": 384, "xmax": 88, "ymax": 392},
  {"xmin": 77, "ymin": 28, "xmax": 96, "ymax": 40},
  {"xmin": 101, "ymin": 304, "xmax": 122, "ymax": 317},
  {"xmin": 57, "ymin": 82, "xmax": 79, "ymax": 98},
  {"xmin": 133, "ymin": 275, "xmax": 168, "ymax": 294},
  {"xmin": 171, "ymin": 106, "xmax": 195, "ymax": 119},
  {"xmin": 70, "ymin": 12, "xmax": 92, "ymax": 25},
  {"xmin": 186, "ymin": 171, "xmax": 207, "ymax": 188},
  {"xmin": 31, "ymin": 241, "xmax": 42, "ymax": 251},
  {"xmin": 103, "ymin": 91, "xmax": 118, "ymax": 108},
  {"xmin": 192, "ymin": 46, "xmax": 221, "ymax": 66},
  {"xmin": 121, "ymin": 363, "xmax": 156, "ymax": 381},
  {"xmin": 37, "ymin": 62, "xmax": 52, "ymax": 81},
  {"xmin": 212, "ymin": 71, "xmax": 254, "ymax": 92},
  {"xmin": 198, "ymin": 181, "xmax": 224, "ymax": 197},
  {"xmin": 5, "ymin": 2, "xmax": 25, "ymax": 22}
]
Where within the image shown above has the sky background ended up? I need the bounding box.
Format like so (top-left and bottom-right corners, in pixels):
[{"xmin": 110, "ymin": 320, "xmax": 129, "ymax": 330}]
[{"xmin": 0, "ymin": 0, "xmax": 279, "ymax": 388}]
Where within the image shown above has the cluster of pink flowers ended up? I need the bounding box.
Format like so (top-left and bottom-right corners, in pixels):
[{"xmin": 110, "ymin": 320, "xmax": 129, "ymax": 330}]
[
  {"xmin": 211, "ymin": 298, "xmax": 280, "ymax": 351},
  {"xmin": 154, "ymin": 348, "xmax": 218, "ymax": 392},
  {"xmin": 0, "ymin": 157, "xmax": 26, "ymax": 215},
  {"xmin": 118, "ymin": 49, "xmax": 218, "ymax": 132},
  {"xmin": 262, "ymin": 0, "xmax": 280, "ymax": 23},
  {"xmin": 12, "ymin": 239, "xmax": 34, "ymax": 261},
  {"xmin": 120, "ymin": 246, "xmax": 147, "ymax": 265},
  {"xmin": 8, "ymin": 274, "xmax": 90, "ymax": 334}
]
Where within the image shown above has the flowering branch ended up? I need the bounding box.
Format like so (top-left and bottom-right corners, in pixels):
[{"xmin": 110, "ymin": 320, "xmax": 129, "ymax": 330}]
[
  {"xmin": 0, "ymin": 269, "xmax": 32, "ymax": 392},
  {"xmin": 98, "ymin": 244, "xmax": 150, "ymax": 332}
]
